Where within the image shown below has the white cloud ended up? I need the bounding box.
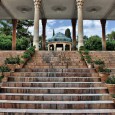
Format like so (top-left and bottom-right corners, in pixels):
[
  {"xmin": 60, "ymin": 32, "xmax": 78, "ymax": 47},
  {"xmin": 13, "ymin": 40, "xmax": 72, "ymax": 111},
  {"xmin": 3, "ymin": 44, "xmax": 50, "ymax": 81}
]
[
  {"xmin": 107, "ymin": 28, "xmax": 115, "ymax": 35},
  {"xmin": 47, "ymin": 20, "xmax": 56, "ymax": 26},
  {"xmin": 83, "ymin": 20, "xmax": 102, "ymax": 37},
  {"xmin": 29, "ymin": 20, "xmax": 113, "ymax": 39}
]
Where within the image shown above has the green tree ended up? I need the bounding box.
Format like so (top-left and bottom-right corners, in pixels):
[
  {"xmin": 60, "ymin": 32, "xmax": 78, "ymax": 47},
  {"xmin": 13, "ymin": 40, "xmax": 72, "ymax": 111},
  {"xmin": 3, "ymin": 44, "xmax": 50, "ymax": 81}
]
[
  {"xmin": 106, "ymin": 40, "xmax": 115, "ymax": 51},
  {"xmin": 107, "ymin": 31, "xmax": 115, "ymax": 40},
  {"xmin": 17, "ymin": 20, "xmax": 33, "ymax": 39},
  {"xmin": 65, "ymin": 28, "xmax": 71, "ymax": 38},
  {"xmin": 16, "ymin": 37, "xmax": 29, "ymax": 50},
  {"xmin": 85, "ymin": 35, "xmax": 102, "ymax": 50},
  {"xmin": 0, "ymin": 20, "xmax": 12, "ymax": 35},
  {"xmin": 53, "ymin": 29, "xmax": 55, "ymax": 36},
  {"xmin": 0, "ymin": 20, "xmax": 33, "ymax": 50},
  {"xmin": 83, "ymin": 35, "xmax": 88, "ymax": 40}
]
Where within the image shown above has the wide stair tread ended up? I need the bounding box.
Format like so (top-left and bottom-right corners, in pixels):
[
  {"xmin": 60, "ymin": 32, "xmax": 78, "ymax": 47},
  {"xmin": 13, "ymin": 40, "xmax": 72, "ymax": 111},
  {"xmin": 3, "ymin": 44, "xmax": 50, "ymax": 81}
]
[{"xmin": 0, "ymin": 108, "xmax": 115, "ymax": 114}]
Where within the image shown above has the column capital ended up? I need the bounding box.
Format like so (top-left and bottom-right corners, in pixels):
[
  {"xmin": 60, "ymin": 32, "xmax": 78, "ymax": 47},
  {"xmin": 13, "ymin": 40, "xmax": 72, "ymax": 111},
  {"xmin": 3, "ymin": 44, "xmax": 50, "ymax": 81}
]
[
  {"xmin": 33, "ymin": 0, "xmax": 42, "ymax": 8},
  {"xmin": 76, "ymin": 0, "xmax": 84, "ymax": 9},
  {"xmin": 100, "ymin": 19, "xmax": 106, "ymax": 27}
]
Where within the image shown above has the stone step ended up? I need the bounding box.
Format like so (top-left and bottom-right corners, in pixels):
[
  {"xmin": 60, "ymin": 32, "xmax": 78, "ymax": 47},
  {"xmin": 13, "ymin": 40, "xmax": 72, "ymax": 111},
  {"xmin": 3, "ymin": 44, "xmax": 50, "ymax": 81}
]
[
  {"xmin": 10, "ymin": 72, "xmax": 92, "ymax": 77},
  {"xmin": 1, "ymin": 87, "xmax": 108, "ymax": 94},
  {"xmin": 0, "ymin": 109, "xmax": 115, "ymax": 115},
  {"xmin": 25, "ymin": 65, "xmax": 87, "ymax": 69},
  {"xmin": 27, "ymin": 62, "xmax": 84, "ymax": 65},
  {"xmin": 8, "ymin": 77, "xmax": 101, "ymax": 82},
  {"xmin": 1, "ymin": 109, "xmax": 115, "ymax": 115},
  {"xmin": 2, "ymin": 82, "xmax": 105, "ymax": 87},
  {"xmin": 15, "ymin": 68, "xmax": 93, "ymax": 72},
  {"xmin": 0, "ymin": 93, "xmax": 112, "ymax": 101},
  {"xmin": 0, "ymin": 100, "xmax": 114, "ymax": 109}
]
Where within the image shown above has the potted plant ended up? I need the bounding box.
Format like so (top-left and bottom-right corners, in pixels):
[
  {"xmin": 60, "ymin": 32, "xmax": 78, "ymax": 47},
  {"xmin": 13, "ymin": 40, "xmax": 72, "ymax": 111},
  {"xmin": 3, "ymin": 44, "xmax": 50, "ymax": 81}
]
[
  {"xmin": 80, "ymin": 55, "xmax": 84, "ymax": 61},
  {"xmin": 83, "ymin": 55, "xmax": 92, "ymax": 68},
  {"xmin": 106, "ymin": 76, "xmax": 115, "ymax": 94},
  {"xmin": 26, "ymin": 46, "xmax": 35, "ymax": 56},
  {"xmin": 21, "ymin": 51, "xmax": 31, "ymax": 62},
  {"xmin": 98, "ymin": 67, "xmax": 111, "ymax": 82},
  {"xmin": 82, "ymin": 50, "xmax": 89, "ymax": 56},
  {"xmin": 86, "ymin": 58, "xmax": 93, "ymax": 69},
  {"xmin": 0, "ymin": 75, "xmax": 4, "ymax": 82},
  {"xmin": 93, "ymin": 59, "xmax": 105, "ymax": 71},
  {"xmin": 5, "ymin": 55, "xmax": 21, "ymax": 71},
  {"xmin": 0, "ymin": 65, "xmax": 11, "ymax": 82},
  {"xmin": 21, "ymin": 46, "xmax": 36, "ymax": 66},
  {"xmin": 111, "ymin": 94, "xmax": 115, "ymax": 104}
]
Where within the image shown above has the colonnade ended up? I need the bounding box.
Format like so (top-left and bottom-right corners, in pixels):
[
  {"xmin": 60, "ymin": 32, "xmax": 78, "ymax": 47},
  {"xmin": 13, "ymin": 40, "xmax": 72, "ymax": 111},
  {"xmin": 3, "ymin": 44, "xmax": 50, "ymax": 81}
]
[{"xmin": 11, "ymin": 0, "xmax": 107, "ymax": 51}]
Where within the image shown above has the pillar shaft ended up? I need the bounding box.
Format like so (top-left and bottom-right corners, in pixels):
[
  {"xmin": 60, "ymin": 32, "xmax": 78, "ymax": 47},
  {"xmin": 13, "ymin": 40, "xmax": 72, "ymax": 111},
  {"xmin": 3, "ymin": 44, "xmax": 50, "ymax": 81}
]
[
  {"xmin": 100, "ymin": 19, "xmax": 106, "ymax": 51},
  {"xmin": 76, "ymin": 0, "xmax": 84, "ymax": 50},
  {"xmin": 72, "ymin": 19, "xmax": 77, "ymax": 50},
  {"xmin": 63, "ymin": 44, "xmax": 66, "ymax": 51},
  {"xmin": 48, "ymin": 44, "xmax": 50, "ymax": 51},
  {"xmin": 33, "ymin": 0, "xmax": 41, "ymax": 50},
  {"xmin": 70, "ymin": 44, "xmax": 72, "ymax": 51},
  {"xmin": 54, "ymin": 44, "xmax": 56, "ymax": 51},
  {"xmin": 42, "ymin": 19, "xmax": 47, "ymax": 50},
  {"xmin": 12, "ymin": 19, "xmax": 18, "ymax": 50}
]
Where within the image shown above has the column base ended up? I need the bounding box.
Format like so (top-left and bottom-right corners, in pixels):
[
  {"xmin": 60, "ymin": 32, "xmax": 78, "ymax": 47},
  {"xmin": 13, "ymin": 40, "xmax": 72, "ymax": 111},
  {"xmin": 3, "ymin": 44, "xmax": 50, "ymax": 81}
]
[
  {"xmin": 78, "ymin": 42, "xmax": 84, "ymax": 50},
  {"xmin": 33, "ymin": 42, "xmax": 39, "ymax": 50}
]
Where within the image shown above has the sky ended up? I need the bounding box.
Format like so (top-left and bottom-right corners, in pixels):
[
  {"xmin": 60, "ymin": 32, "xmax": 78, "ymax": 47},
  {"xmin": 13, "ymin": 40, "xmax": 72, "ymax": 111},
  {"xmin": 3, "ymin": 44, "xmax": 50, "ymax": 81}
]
[{"xmin": 29, "ymin": 20, "xmax": 115, "ymax": 39}]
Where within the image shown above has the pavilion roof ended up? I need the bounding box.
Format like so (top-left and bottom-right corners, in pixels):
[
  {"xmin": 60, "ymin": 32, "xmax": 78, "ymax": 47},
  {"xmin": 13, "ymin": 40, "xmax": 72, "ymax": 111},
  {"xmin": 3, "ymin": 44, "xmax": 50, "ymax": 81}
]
[
  {"xmin": 0, "ymin": 0, "xmax": 115, "ymax": 20},
  {"xmin": 48, "ymin": 32, "xmax": 72, "ymax": 43}
]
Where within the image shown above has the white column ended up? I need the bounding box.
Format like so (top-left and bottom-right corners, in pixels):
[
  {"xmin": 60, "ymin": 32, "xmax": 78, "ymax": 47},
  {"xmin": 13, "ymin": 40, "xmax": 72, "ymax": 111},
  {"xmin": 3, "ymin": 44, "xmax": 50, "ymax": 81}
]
[
  {"xmin": 70, "ymin": 44, "xmax": 72, "ymax": 51},
  {"xmin": 33, "ymin": 0, "xmax": 41, "ymax": 50},
  {"xmin": 54, "ymin": 43, "xmax": 56, "ymax": 51},
  {"xmin": 76, "ymin": 0, "xmax": 84, "ymax": 50},
  {"xmin": 63, "ymin": 43, "xmax": 66, "ymax": 51},
  {"xmin": 48, "ymin": 44, "xmax": 50, "ymax": 51}
]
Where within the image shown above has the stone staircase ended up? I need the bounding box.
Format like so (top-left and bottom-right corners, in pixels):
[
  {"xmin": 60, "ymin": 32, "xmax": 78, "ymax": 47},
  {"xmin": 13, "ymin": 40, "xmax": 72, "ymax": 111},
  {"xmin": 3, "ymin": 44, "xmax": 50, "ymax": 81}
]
[
  {"xmin": 0, "ymin": 51, "xmax": 115, "ymax": 115},
  {"xmin": 24, "ymin": 51, "xmax": 87, "ymax": 69}
]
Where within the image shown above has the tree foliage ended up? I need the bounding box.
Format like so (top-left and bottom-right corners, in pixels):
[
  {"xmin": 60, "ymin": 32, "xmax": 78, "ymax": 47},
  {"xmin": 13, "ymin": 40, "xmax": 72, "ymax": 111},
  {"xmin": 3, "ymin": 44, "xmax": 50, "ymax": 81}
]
[
  {"xmin": 107, "ymin": 31, "xmax": 115, "ymax": 40},
  {"xmin": 0, "ymin": 20, "xmax": 12, "ymax": 36},
  {"xmin": 106, "ymin": 40, "xmax": 115, "ymax": 51},
  {"xmin": 17, "ymin": 20, "xmax": 33, "ymax": 39},
  {"xmin": 0, "ymin": 20, "xmax": 33, "ymax": 50},
  {"xmin": 65, "ymin": 28, "xmax": 71, "ymax": 38},
  {"xmin": 84, "ymin": 35, "xmax": 102, "ymax": 50},
  {"xmin": 53, "ymin": 29, "xmax": 55, "ymax": 36}
]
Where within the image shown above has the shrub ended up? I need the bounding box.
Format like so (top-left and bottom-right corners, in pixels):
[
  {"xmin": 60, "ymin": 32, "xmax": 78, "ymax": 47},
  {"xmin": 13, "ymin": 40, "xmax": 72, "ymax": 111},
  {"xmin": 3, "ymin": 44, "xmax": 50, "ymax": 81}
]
[
  {"xmin": 79, "ymin": 46, "xmax": 85, "ymax": 51},
  {"xmin": 111, "ymin": 94, "xmax": 115, "ymax": 98},
  {"xmin": 27, "ymin": 46, "xmax": 36, "ymax": 55},
  {"xmin": 0, "ymin": 76, "xmax": 4, "ymax": 82},
  {"xmin": 86, "ymin": 58, "xmax": 93, "ymax": 64},
  {"xmin": 106, "ymin": 40, "xmax": 115, "ymax": 51},
  {"xmin": 0, "ymin": 65, "xmax": 10, "ymax": 72},
  {"xmin": 22, "ymin": 51, "xmax": 31, "ymax": 59},
  {"xmin": 84, "ymin": 36, "xmax": 102, "ymax": 50},
  {"xmin": 80, "ymin": 55, "xmax": 84, "ymax": 61},
  {"xmin": 98, "ymin": 67, "xmax": 111, "ymax": 73},
  {"xmin": 84, "ymin": 55, "xmax": 91, "ymax": 60},
  {"xmin": 83, "ymin": 50, "xmax": 89, "ymax": 55},
  {"xmin": 28, "ymin": 46, "xmax": 36, "ymax": 52},
  {"xmin": 94, "ymin": 59, "xmax": 105, "ymax": 65},
  {"xmin": 106, "ymin": 76, "xmax": 115, "ymax": 84},
  {"xmin": 5, "ymin": 55, "xmax": 20, "ymax": 64}
]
